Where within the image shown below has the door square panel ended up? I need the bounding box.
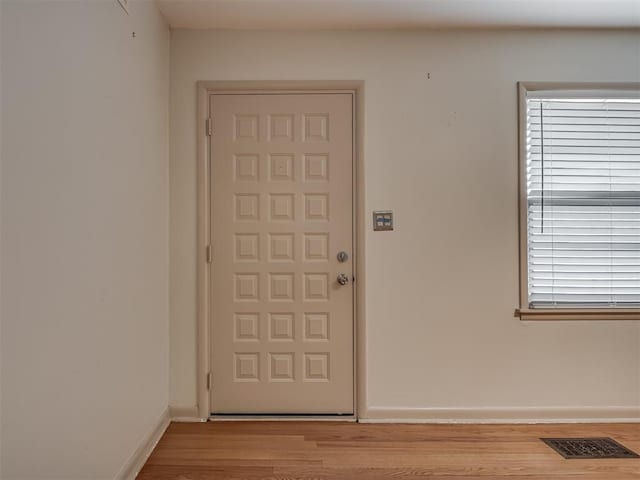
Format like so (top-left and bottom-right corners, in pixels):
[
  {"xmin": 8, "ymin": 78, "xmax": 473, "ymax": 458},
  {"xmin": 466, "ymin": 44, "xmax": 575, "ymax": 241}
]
[
  {"xmin": 234, "ymin": 313, "xmax": 260, "ymax": 341},
  {"xmin": 235, "ymin": 194, "xmax": 260, "ymax": 221},
  {"xmin": 268, "ymin": 233, "xmax": 294, "ymax": 262},
  {"xmin": 269, "ymin": 353, "xmax": 295, "ymax": 381},
  {"xmin": 304, "ymin": 353, "xmax": 329, "ymax": 381},
  {"xmin": 234, "ymin": 273, "xmax": 259, "ymax": 301},
  {"xmin": 304, "ymin": 313, "xmax": 329, "ymax": 341},
  {"xmin": 304, "ymin": 154, "xmax": 329, "ymax": 182},
  {"xmin": 234, "ymin": 115, "xmax": 259, "ymax": 141},
  {"xmin": 303, "ymin": 233, "xmax": 329, "ymax": 261},
  {"xmin": 304, "ymin": 194, "xmax": 329, "ymax": 221},
  {"xmin": 269, "ymin": 154, "xmax": 294, "ymax": 181},
  {"xmin": 269, "ymin": 273, "xmax": 294, "ymax": 301},
  {"xmin": 234, "ymin": 154, "xmax": 259, "ymax": 181},
  {"xmin": 269, "ymin": 114, "xmax": 294, "ymax": 141},
  {"xmin": 269, "ymin": 194, "xmax": 295, "ymax": 221},
  {"xmin": 269, "ymin": 313, "xmax": 294, "ymax": 341},
  {"xmin": 304, "ymin": 273, "xmax": 329, "ymax": 301},
  {"xmin": 303, "ymin": 114, "xmax": 329, "ymax": 141},
  {"xmin": 235, "ymin": 234, "xmax": 259, "ymax": 262},
  {"xmin": 234, "ymin": 353, "xmax": 260, "ymax": 381}
]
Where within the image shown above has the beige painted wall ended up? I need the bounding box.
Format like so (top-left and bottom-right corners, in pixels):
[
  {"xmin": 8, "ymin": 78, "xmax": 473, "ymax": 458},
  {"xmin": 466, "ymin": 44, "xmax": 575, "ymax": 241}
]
[
  {"xmin": 1, "ymin": 1, "xmax": 169, "ymax": 478},
  {"xmin": 170, "ymin": 29, "xmax": 640, "ymax": 417}
]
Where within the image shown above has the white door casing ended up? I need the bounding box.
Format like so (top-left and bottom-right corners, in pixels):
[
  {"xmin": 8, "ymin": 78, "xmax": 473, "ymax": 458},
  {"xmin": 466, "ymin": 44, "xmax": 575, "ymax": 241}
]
[{"xmin": 210, "ymin": 93, "xmax": 354, "ymax": 414}]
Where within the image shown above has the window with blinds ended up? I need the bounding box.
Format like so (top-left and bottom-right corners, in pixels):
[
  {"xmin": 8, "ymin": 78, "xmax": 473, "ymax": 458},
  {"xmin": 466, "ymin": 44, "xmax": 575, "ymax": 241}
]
[{"xmin": 525, "ymin": 94, "xmax": 640, "ymax": 309}]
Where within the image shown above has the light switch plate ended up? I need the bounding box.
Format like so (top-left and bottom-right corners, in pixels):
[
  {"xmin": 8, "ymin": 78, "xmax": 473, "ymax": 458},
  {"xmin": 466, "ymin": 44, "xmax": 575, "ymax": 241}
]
[{"xmin": 373, "ymin": 211, "xmax": 393, "ymax": 231}]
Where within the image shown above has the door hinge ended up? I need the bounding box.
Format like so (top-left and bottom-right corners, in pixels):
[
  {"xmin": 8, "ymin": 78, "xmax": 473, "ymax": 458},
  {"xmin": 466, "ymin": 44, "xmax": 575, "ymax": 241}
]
[
  {"xmin": 206, "ymin": 117, "xmax": 212, "ymax": 136},
  {"xmin": 206, "ymin": 372, "xmax": 212, "ymax": 390},
  {"xmin": 206, "ymin": 244, "xmax": 212, "ymax": 263}
]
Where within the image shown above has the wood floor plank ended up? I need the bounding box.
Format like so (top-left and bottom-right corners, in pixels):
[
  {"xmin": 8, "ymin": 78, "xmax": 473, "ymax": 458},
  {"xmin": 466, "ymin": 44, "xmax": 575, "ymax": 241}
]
[{"xmin": 137, "ymin": 421, "xmax": 640, "ymax": 479}]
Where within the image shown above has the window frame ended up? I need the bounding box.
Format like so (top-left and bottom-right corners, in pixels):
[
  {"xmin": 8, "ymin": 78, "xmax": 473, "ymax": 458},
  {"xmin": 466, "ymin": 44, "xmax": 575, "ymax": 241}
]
[{"xmin": 516, "ymin": 82, "xmax": 640, "ymax": 321}]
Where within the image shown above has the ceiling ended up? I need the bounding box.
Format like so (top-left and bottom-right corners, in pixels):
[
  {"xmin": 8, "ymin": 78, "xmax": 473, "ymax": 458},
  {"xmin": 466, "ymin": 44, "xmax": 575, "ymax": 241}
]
[{"xmin": 155, "ymin": 0, "xmax": 640, "ymax": 30}]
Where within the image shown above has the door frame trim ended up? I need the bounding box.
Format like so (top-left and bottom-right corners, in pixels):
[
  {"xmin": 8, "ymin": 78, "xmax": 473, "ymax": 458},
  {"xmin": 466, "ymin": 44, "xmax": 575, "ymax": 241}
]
[{"xmin": 196, "ymin": 81, "xmax": 365, "ymax": 419}]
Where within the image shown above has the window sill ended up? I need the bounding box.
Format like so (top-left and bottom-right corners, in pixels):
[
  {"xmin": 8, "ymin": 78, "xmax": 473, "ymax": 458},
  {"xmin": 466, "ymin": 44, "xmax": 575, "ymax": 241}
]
[{"xmin": 515, "ymin": 308, "xmax": 640, "ymax": 321}]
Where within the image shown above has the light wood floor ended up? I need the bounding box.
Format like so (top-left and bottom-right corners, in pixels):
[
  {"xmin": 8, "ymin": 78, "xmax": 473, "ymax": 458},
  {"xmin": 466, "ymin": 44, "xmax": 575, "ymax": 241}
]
[{"xmin": 138, "ymin": 421, "xmax": 640, "ymax": 479}]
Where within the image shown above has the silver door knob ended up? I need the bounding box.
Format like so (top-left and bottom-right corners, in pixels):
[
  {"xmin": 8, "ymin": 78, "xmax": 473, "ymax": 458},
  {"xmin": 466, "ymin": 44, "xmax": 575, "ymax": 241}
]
[{"xmin": 337, "ymin": 273, "xmax": 349, "ymax": 286}]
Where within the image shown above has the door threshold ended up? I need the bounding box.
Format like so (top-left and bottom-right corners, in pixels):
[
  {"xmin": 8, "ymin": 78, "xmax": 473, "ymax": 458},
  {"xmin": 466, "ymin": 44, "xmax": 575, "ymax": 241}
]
[{"xmin": 209, "ymin": 414, "xmax": 357, "ymax": 422}]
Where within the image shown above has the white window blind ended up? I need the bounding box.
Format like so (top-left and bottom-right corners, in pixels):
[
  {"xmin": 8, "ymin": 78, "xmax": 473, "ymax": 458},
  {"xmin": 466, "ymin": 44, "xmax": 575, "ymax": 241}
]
[{"xmin": 526, "ymin": 96, "xmax": 640, "ymax": 308}]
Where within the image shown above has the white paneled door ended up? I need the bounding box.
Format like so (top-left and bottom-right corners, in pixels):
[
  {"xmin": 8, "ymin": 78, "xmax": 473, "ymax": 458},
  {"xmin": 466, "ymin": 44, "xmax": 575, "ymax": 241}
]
[{"xmin": 210, "ymin": 93, "xmax": 354, "ymax": 414}]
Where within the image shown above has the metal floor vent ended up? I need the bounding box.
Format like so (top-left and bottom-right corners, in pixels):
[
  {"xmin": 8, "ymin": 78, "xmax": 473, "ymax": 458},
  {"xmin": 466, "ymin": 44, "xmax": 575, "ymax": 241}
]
[{"xmin": 541, "ymin": 438, "xmax": 639, "ymax": 459}]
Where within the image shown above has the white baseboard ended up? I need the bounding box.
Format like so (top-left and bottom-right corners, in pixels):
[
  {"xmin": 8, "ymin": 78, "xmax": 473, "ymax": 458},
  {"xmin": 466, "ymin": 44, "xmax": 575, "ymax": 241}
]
[
  {"xmin": 116, "ymin": 407, "xmax": 170, "ymax": 480},
  {"xmin": 169, "ymin": 405, "xmax": 206, "ymax": 423},
  {"xmin": 210, "ymin": 415, "xmax": 356, "ymax": 422},
  {"xmin": 360, "ymin": 406, "xmax": 640, "ymax": 424}
]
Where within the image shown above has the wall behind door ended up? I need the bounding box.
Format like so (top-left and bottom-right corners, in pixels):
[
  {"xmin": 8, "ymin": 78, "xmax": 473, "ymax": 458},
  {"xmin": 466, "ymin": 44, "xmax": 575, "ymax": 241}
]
[
  {"xmin": 169, "ymin": 29, "xmax": 640, "ymax": 418},
  {"xmin": 1, "ymin": 1, "xmax": 169, "ymax": 477}
]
